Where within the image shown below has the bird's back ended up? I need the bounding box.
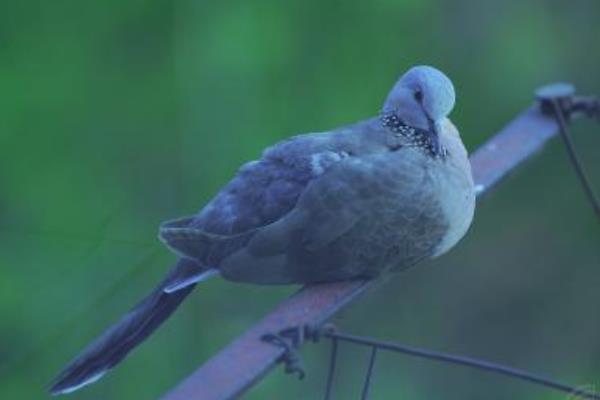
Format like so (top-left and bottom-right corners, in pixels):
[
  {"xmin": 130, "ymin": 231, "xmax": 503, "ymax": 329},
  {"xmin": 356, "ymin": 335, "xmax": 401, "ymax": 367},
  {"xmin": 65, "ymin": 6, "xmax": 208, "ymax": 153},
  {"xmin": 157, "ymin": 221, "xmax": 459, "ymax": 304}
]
[{"xmin": 188, "ymin": 118, "xmax": 392, "ymax": 236}]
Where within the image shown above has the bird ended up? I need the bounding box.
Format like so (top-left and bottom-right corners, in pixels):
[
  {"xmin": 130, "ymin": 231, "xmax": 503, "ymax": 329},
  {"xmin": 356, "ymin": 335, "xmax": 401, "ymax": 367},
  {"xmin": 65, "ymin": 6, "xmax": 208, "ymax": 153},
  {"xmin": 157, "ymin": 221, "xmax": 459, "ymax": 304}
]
[{"xmin": 50, "ymin": 65, "xmax": 475, "ymax": 395}]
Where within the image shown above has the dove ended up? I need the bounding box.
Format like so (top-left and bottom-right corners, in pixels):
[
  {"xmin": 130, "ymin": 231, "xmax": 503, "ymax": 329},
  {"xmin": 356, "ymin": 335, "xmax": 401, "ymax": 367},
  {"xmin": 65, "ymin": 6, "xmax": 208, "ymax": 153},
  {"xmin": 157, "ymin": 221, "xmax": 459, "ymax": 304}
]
[{"xmin": 50, "ymin": 65, "xmax": 475, "ymax": 395}]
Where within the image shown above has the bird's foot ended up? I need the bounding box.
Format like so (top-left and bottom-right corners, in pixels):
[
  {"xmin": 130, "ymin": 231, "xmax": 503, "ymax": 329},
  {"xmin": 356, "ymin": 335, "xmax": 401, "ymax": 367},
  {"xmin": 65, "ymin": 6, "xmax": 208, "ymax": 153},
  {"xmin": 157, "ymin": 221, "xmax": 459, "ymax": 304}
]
[{"xmin": 260, "ymin": 324, "xmax": 335, "ymax": 380}]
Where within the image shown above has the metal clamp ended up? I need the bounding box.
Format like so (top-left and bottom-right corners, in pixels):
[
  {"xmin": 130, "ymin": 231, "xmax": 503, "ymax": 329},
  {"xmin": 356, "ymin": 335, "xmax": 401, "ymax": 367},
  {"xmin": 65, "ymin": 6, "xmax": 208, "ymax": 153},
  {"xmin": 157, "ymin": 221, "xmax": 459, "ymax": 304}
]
[{"xmin": 536, "ymin": 82, "xmax": 600, "ymax": 121}]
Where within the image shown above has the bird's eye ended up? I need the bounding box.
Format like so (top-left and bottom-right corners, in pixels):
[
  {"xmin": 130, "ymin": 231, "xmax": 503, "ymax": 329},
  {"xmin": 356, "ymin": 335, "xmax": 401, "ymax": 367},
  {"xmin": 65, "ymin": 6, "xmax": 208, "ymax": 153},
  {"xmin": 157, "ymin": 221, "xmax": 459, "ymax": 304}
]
[{"xmin": 413, "ymin": 89, "xmax": 423, "ymax": 103}]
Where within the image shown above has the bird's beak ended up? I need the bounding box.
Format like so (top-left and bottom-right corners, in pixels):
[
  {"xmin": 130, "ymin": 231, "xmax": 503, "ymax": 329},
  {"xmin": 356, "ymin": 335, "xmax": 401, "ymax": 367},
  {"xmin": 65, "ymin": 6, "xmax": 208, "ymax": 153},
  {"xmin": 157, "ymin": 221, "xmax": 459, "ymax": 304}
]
[{"xmin": 427, "ymin": 118, "xmax": 442, "ymax": 156}]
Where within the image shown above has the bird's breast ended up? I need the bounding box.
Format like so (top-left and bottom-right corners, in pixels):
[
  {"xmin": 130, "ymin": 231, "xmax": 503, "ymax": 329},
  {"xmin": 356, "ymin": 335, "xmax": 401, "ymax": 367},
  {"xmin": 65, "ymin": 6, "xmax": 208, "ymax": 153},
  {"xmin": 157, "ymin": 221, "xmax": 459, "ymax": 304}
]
[
  {"xmin": 342, "ymin": 149, "xmax": 451, "ymax": 276},
  {"xmin": 369, "ymin": 141, "xmax": 474, "ymax": 269},
  {"xmin": 429, "ymin": 148, "xmax": 475, "ymax": 257}
]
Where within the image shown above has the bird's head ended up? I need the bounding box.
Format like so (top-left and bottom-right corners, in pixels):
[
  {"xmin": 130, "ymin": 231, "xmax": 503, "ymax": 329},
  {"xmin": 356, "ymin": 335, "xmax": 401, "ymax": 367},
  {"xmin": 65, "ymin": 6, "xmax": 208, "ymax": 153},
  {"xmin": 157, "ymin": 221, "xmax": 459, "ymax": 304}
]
[{"xmin": 381, "ymin": 65, "xmax": 456, "ymax": 155}]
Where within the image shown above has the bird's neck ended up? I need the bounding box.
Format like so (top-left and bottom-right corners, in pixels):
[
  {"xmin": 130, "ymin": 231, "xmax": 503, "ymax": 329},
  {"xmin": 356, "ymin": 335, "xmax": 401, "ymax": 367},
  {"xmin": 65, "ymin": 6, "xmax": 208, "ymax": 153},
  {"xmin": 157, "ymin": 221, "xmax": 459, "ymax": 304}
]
[{"xmin": 379, "ymin": 112, "xmax": 443, "ymax": 158}]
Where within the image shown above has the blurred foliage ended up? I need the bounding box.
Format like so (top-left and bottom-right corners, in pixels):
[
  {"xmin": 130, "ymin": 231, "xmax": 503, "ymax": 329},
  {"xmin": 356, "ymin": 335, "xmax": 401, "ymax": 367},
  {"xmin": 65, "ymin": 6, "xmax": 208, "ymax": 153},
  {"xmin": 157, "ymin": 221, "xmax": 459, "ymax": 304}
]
[{"xmin": 0, "ymin": 0, "xmax": 599, "ymax": 399}]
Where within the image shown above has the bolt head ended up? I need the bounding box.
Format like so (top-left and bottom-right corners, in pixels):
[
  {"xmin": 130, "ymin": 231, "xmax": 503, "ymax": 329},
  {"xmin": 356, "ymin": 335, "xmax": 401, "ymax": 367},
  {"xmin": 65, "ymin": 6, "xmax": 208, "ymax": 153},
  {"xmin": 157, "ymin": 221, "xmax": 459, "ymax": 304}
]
[{"xmin": 535, "ymin": 82, "xmax": 576, "ymax": 101}]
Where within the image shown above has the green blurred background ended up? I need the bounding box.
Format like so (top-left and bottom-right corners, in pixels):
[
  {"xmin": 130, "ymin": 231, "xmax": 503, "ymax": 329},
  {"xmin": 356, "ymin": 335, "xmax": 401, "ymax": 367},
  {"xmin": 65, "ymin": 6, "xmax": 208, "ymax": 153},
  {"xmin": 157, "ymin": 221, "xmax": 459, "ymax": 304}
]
[{"xmin": 1, "ymin": 0, "xmax": 599, "ymax": 399}]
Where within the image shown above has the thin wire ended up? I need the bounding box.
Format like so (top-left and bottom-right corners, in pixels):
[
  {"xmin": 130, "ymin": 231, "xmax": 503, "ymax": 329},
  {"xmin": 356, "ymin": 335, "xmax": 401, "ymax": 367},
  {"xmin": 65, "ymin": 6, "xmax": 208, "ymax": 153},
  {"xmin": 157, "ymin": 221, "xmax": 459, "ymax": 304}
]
[
  {"xmin": 323, "ymin": 337, "xmax": 338, "ymax": 400},
  {"xmin": 360, "ymin": 346, "xmax": 378, "ymax": 400},
  {"xmin": 551, "ymin": 99, "xmax": 600, "ymax": 221},
  {"xmin": 324, "ymin": 331, "xmax": 600, "ymax": 400}
]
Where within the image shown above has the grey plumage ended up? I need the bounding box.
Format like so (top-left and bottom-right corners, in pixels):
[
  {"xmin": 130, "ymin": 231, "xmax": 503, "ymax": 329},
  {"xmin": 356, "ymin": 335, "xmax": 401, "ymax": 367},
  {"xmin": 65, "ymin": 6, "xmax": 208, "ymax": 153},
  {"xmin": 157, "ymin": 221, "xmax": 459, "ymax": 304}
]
[{"xmin": 50, "ymin": 65, "xmax": 475, "ymax": 395}]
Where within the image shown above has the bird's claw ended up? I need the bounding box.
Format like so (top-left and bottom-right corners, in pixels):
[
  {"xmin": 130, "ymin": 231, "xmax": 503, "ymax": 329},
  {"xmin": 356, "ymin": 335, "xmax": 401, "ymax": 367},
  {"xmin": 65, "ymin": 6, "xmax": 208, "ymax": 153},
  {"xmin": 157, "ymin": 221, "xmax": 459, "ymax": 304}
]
[{"xmin": 260, "ymin": 324, "xmax": 333, "ymax": 380}]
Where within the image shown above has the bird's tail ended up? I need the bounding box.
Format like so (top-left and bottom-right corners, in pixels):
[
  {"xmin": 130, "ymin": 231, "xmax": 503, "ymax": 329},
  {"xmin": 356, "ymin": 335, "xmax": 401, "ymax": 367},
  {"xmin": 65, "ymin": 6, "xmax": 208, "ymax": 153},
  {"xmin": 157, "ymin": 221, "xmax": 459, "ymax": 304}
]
[{"xmin": 50, "ymin": 258, "xmax": 207, "ymax": 395}]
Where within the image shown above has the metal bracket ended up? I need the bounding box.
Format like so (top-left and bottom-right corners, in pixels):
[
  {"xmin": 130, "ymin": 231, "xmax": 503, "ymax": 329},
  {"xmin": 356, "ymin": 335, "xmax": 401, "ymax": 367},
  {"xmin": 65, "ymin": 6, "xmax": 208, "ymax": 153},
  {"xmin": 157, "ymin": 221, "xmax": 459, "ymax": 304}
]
[{"xmin": 536, "ymin": 82, "xmax": 600, "ymax": 121}]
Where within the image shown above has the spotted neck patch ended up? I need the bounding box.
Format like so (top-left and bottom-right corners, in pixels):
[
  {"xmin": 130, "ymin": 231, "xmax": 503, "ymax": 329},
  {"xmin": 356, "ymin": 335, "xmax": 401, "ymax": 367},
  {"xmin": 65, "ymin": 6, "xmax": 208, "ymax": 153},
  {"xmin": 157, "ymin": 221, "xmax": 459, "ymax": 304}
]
[{"xmin": 380, "ymin": 112, "xmax": 444, "ymax": 158}]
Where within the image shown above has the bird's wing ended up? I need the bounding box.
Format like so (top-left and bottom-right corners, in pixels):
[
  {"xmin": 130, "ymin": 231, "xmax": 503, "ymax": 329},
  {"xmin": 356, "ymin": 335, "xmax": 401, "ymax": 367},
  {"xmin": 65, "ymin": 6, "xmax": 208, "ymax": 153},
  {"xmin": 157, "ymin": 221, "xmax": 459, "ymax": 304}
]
[
  {"xmin": 160, "ymin": 126, "xmax": 374, "ymax": 261},
  {"xmin": 218, "ymin": 149, "xmax": 424, "ymax": 284},
  {"xmin": 247, "ymin": 155, "xmax": 374, "ymax": 255}
]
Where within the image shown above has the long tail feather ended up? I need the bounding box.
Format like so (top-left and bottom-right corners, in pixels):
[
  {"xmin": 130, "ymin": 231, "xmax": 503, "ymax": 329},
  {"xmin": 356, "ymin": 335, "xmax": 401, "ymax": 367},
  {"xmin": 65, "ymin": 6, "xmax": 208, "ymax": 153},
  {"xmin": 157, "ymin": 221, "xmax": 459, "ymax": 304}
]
[{"xmin": 50, "ymin": 258, "xmax": 206, "ymax": 395}]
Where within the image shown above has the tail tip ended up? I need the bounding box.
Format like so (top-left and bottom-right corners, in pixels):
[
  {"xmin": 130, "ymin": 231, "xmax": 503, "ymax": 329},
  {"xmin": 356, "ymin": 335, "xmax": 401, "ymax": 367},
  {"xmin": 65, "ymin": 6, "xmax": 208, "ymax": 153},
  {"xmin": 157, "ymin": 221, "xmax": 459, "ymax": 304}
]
[{"xmin": 49, "ymin": 369, "xmax": 107, "ymax": 396}]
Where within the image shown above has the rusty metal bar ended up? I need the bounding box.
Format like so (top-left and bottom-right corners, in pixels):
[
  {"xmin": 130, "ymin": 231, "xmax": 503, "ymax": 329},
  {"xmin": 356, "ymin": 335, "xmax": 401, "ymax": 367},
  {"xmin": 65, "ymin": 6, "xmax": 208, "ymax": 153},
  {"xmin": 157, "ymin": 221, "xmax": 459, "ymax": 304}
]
[{"xmin": 162, "ymin": 104, "xmax": 561, "ymax": 400}]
